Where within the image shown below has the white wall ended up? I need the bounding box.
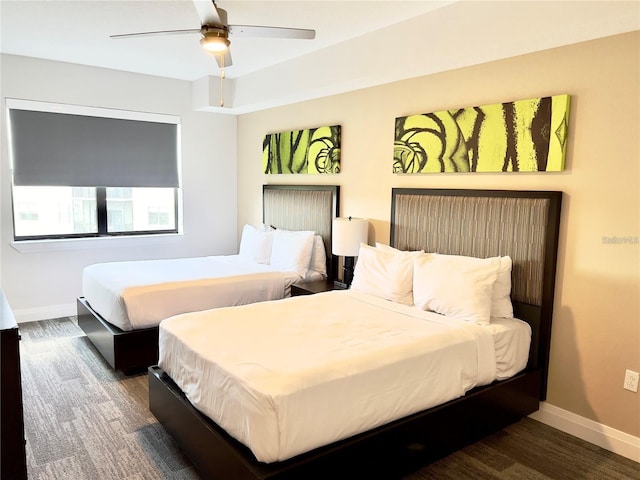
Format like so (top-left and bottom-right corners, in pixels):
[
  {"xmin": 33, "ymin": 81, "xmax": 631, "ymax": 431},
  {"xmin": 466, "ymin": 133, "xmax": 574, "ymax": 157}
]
[{"xmin": 0, "ymin": 54, "xmax": 238, "ymax": 321}]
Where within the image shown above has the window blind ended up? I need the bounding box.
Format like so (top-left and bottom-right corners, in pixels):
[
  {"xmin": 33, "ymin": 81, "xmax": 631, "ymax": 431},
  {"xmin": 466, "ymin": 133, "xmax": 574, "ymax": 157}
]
[{"xmin": 9, "ymin": 109, "xmax": 179, "ymax": 188}]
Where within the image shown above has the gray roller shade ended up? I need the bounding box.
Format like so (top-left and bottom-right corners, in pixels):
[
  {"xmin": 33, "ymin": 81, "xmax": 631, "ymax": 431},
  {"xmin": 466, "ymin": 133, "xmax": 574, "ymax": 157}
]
[{"xmin": 10, "ymin": 109, "xmax": 179, "ymax": 188}]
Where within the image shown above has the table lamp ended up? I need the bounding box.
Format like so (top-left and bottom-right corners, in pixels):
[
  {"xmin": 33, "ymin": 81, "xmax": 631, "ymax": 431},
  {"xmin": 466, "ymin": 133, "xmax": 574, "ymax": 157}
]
[{"xmin": 332, "ymin": 216, "xmax": 368, "ymax": 288}]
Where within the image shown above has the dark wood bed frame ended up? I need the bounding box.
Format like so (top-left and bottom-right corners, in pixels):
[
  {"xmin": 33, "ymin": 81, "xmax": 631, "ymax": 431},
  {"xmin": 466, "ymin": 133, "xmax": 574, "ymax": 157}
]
[
  {"xmin": 148, "ymin": 188, "xmax": 562, "ymax": 479},
  {"xmin": 149, "ymin": 189, "xmax": 562, "ymax": 480},
  {"xmin": 77, "ymin": 184, "xmax": 340, "ymax": 373}
]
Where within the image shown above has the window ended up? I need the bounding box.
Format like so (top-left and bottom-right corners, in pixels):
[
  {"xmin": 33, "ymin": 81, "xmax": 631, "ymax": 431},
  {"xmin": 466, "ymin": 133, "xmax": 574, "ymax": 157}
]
[
  {"xmin": 7, "ymin": 100, "xmax": 181, "ymax": 241},
  {"xmin": 13, "ymin": 186, "xmax": 97, "ymax": 237},
  {"xmin": 107, "ymin": 187, "xmax": 176, "ymax": 233}
]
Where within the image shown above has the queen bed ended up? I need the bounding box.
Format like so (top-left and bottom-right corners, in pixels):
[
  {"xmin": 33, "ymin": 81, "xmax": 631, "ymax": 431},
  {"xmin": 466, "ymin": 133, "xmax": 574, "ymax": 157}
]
[
  {"xmin": 77, "ymin": 184, "xmax": 340, "ymax": 372},
  {"xmin": 149, "ymin": 187, "xmax": 562, "ymax": 479}
]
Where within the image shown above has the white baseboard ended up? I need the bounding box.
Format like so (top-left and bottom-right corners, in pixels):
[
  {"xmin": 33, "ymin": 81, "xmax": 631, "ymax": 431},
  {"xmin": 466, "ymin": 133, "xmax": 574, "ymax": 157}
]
[
  {"xmin": 14, "ymin": 302, "xmax": 77, "ymax": 323},
  {"xmin": 530, "ymin": 402, "xmax": 640, "ymax": 463}
]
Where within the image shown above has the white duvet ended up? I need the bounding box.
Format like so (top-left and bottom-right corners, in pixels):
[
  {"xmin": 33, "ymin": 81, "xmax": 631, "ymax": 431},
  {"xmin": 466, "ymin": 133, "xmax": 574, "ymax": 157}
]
[
  {"xmin": 159, "ymin": 290, "xmax": 531, "ymax": 463},
  {"xmin": 82, "ymin": 255, "xmax": 306, "ymax": 331}
]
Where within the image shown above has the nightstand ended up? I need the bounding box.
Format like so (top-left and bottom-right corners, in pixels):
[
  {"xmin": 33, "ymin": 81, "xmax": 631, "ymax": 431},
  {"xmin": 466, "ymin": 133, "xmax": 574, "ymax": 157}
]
[{"xmin": 291, "ymin": 279, "xmax": 346, "ymax": 296}]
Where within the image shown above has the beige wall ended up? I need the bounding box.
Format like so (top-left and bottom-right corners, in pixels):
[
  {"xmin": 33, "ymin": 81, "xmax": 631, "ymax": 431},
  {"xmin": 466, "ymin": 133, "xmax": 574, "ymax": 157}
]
[{"xmin": 237, "ymin": 32, "xmax": 640, "ymax": 437}]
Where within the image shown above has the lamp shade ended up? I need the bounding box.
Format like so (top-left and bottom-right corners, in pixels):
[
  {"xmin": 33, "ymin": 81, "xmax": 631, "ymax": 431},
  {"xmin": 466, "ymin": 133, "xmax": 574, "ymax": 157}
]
[
  {"xmin": 200, "ymin": 35, "xmax": 230, "ymax": 52},
  {"xmin": 200, "ymin": 26, "xmax": 230, "ymax": 53},
  {"xmin": 332, "ymin": 217, "xmax": 368, "ymax": 257}
]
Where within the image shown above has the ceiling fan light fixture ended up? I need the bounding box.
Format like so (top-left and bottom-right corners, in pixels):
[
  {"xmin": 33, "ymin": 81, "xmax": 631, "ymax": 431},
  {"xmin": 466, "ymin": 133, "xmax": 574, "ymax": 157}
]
[{"xmin": 200, "ymin": 26, "xmax": 230, "ymax": 53}]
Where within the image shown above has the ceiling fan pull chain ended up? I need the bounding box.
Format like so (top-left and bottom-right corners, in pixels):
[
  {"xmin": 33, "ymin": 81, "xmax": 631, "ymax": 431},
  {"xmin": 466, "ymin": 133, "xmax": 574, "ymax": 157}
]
[{"xmin": 220, "ymin": 55, "xmax": 225, "ymax": 107}]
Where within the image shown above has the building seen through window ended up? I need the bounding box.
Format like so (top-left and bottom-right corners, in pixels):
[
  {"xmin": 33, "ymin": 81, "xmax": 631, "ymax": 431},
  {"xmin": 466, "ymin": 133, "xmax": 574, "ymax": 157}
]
[{"xmin": 13, "ymin": 186, "xmax": 176, "ymax": 239}]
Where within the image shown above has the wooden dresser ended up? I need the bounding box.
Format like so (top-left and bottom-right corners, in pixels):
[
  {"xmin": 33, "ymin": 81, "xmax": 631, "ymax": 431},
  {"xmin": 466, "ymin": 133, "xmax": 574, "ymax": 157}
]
[{"xmin": 1, "ymin": 289, "xmax": 27, "ymax": 480}]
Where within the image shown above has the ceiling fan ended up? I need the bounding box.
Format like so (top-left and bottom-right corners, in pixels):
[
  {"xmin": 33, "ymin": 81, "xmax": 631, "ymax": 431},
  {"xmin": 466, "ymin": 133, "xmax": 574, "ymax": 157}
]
[{"xmin": 110, "ymin": 0, "xmax": 316, "ymax": 70}]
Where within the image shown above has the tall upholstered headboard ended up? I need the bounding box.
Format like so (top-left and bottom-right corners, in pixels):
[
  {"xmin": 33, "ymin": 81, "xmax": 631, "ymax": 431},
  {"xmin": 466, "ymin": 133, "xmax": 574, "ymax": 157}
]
[
  {"xmin": 390, "ymin": 188, "xmax": 562, "ymax": 399},
  {"xmin": 263, "ymin": 185, "xmax": 340, "ymax": 279}
]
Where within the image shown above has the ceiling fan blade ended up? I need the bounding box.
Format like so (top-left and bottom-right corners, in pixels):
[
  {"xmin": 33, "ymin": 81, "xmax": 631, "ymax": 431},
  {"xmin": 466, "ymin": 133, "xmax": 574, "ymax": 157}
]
[
  {"xmin": 229, "ymin": 25, "xmax": 316, "ymax": 40},
  {"xmin": 111, "ymin": 28, "xmax": 200, "ymax": 39},
  {"xmin": 211, "ymin": 49, "xmax": 233, "ymax": 68},
  {"xmin": 192, "ymin": 0, "xmax": 225, "ymax": 26}
]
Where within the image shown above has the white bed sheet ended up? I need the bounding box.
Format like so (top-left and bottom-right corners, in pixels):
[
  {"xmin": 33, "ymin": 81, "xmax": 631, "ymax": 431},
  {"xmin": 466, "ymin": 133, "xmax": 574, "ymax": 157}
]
[
  {"xmin": 159, "ymin": 290, "xmax": 531, "ymax": 463},
  {"xmin": 82, "ymin": 255, "xmax": 311, "ymax": 331}
]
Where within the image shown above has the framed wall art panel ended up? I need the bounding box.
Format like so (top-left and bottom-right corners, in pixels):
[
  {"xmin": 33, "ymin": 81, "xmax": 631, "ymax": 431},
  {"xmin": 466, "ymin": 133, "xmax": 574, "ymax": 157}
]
[
  {"xmin": 263, "ymin": 125, "xmax": 341, "ymax": 174},
  {"xmin": 393, "ymin": 94, "xmax": 570, "ymax": 173}
]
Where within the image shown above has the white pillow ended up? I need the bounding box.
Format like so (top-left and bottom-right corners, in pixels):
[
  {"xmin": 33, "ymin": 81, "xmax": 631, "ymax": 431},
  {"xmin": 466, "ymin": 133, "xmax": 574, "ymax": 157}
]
[
  {"xmin": 413, "ymin": 254, "xmax": 501, "ymax": 325},
  {"xmin": 309, "ymin": 235, "xmax": 327, "ymax": 277},
  {"xmin": 492, "ymin": 256, "xmax": 514, "ymax": 318},
  {"xmin": 238, "ymin": 224, "xmax": 273, "ymax": 264},
  {"xmin": 375, "ymin": 242, "xmax": 399, "ymax": 253},
  {"xmin": 375, "ymin": 242, "xmax": 423, "ymax": 255},
  {"xmin": 270, "ymin": 229, "xmax": 315, "ymax": 278},
  {"xmin": 351, "ymin": 243, "xmax": 424, "ymax": 305}
]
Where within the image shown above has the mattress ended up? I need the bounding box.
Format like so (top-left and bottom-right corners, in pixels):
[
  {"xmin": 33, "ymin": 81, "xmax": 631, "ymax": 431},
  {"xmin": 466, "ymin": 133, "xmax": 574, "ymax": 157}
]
[
  {"xmin": 82, "ymin": 255, "xmax": 311, "ymax": 331},
  {"xmin": 159, "ymin": 290, "xmax": 531, "ymax": 463}
]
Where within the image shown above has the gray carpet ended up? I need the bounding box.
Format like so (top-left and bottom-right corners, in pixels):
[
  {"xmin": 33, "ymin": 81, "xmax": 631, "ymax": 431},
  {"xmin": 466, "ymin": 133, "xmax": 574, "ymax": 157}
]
[
  {"xmin": 20, "ymin": 317, "xmax": 197, "ymax": 480},
  {"xmin": 19, "ymin": 317, "xmax": 639, "ymax": 480}
]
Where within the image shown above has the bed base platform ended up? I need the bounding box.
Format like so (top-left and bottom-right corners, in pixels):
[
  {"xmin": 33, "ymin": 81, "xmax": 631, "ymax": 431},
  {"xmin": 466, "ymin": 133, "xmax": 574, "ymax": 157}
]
[
  {"xmin": 148, "ymin": 188, "xmax": 562, "ymax": 478},
  {"xmin": 149, "ymin": 365, "xmax": 541, "ymax": 479},
  {"xmin": 77, "ymin": 184, "xmax": 340, "ymax": 372},
  {"xmin": 77, "ymin": 297, "xmax": 158, "ymax": 373}
]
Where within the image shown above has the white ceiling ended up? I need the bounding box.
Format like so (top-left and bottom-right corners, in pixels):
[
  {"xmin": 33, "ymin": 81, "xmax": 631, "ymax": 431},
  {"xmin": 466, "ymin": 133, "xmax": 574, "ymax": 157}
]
[
  {"xmin": 0, "ymin": 0, "xmax": 456, "ymax": 80},
  {"xmin": 1, "ymin": 1, "xmax": 639, "ymax": 113}
]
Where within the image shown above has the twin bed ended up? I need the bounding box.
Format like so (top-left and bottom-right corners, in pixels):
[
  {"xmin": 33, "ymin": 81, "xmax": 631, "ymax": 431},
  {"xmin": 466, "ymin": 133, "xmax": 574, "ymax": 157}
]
[
  {"xmin": 77, "ymin": 184, "xmax": 340, "ymax": 371},
  {"xmin": 148, "ymin": 187, "xmax": 562, "ymax": 479}
]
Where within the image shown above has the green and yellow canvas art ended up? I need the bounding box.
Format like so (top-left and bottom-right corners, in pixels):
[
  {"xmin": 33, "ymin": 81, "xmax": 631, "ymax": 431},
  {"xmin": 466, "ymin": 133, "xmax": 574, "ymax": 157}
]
[
  {"xmin": 263, "ymin": 125, "xmax": 341, "ymax": 174},
  {"xmin": 393, "ymin": 94, "xmax": 570, "ymax": 173}
]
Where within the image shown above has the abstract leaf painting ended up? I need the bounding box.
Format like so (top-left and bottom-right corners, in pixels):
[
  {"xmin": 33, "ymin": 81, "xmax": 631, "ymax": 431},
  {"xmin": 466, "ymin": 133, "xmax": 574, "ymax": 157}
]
[
  {"xmin": 263, "ymin": 125, "xmax": 341, "ymax": 174},
  {"xmin": 393, "ymin": 94, "xmax": 570, "ymax": 173}
]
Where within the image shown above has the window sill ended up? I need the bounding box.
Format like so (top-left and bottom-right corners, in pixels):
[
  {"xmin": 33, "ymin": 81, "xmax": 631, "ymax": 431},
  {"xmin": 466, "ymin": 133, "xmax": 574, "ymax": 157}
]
[{"xmin": 11, "ymin": 232, "xmax": 184, "ymax": 253}]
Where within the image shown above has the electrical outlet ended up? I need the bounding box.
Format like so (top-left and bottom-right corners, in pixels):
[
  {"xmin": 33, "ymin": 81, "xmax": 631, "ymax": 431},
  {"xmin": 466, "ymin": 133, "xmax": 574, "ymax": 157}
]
[{"xmin": 624, "ymin": 370, "xmax": 639, "ymax": 392}]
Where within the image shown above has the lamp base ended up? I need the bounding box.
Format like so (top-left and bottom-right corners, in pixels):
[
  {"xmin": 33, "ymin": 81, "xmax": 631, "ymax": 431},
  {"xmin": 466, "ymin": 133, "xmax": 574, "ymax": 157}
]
[
  {"xmin": 333, "ymin": 280, "xmax": 349, "ymax": 289},
  {"xmin": 342, "ymin": 256, "xmax": 355, "ymax": 287}
]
